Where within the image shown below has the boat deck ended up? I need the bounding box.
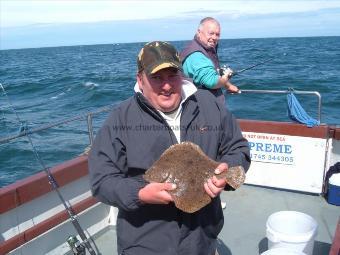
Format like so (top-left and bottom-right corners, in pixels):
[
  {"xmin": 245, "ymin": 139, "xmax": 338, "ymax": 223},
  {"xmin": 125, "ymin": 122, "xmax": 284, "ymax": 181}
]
[
  {"xmin": 220, "ymin": 184, "xmax": 338, "ymax": 255},
  {"xmin": 79, "ymin": 184, "xmax": 339, "ymax": 255}
]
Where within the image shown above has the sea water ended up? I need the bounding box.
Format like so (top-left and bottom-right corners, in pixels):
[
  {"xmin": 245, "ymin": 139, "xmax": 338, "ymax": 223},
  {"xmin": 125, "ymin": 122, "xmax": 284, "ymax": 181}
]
[{"xmin": 1, "ymin": 36, "xmax": 340, "ymax": 187}]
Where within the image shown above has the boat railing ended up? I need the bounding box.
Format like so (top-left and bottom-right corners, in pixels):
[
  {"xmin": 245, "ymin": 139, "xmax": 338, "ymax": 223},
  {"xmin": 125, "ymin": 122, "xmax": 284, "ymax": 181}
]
[
  {"xmin": 236, "ymin": 89, "xmax": 322, "ymax": 122},
  {"xmin": 0, "ymin": 104, "xmax": 115, "ymax": 145},
  {"xmin": 0, "ymin": 89, "xmax": 322, "ymax": 145}
]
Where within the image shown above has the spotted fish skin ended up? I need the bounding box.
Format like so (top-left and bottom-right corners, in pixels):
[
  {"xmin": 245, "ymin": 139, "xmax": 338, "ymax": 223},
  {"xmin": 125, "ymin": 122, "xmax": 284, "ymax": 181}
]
[{"xmin": 144, "ymin": 142, "xmax": 245, "ymax": 213}]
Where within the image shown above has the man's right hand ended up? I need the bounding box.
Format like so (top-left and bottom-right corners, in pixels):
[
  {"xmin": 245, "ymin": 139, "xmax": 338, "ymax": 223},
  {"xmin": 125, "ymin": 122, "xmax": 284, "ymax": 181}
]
[{"xmin": 138, "ymin": 182, "xmax": 176, "ymax": 204}]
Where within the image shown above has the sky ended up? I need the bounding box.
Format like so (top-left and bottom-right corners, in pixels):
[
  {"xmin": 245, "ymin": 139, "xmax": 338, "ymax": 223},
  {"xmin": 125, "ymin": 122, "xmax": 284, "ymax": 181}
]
[{"xmin": 1, "ymin": 0, "xmax": 340, "ymax": 50}]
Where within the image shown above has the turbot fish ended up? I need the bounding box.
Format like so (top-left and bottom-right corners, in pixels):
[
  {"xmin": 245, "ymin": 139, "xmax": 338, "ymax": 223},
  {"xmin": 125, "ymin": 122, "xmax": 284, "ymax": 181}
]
[{"xmin": 144, "ymin": 142, "xmax": 245, "ymax": 213}]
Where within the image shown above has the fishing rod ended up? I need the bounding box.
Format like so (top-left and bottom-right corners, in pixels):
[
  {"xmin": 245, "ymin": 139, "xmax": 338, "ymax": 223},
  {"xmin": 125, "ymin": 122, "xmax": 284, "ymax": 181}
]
[
  {"xmin": 219, "ymin": 57, "xmax": 273, "ymax": 77},
  {"xmin": 0, "ymin": 83, "xmax": 97, "ymax": 255}
]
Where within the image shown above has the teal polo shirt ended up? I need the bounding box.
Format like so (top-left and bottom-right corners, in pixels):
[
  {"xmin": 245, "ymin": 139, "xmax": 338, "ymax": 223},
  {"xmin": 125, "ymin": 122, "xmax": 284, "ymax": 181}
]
[{"xmin": 182, "ymin": 52, "xmax": 219, "ymax": 89}]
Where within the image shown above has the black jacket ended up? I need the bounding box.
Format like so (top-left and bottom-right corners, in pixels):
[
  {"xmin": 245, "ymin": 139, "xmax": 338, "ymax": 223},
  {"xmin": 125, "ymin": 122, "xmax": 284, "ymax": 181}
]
[{"xmin": 89, "ymin": 89, "xmax": 250, "ymax": 255}]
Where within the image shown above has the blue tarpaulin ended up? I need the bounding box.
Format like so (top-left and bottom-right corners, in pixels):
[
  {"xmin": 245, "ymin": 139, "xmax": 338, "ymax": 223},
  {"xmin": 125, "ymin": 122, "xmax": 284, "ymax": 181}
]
[{"xmin": 287, "ymin": 91, "xmax": 320, "ymax": 127}]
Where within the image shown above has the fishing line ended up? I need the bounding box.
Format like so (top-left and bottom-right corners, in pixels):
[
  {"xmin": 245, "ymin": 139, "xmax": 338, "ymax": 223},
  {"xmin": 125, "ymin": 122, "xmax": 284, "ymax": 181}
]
[{"xmin": 0, "ymin": 83, "xmax": 97, "ymax": 255}]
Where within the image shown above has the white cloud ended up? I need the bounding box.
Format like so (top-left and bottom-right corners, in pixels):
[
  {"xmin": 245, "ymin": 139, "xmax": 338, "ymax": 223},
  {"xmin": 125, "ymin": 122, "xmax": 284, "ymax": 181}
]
[
  {"xmin": 1, "ymin": 1, "xmax": 193, "ymax": 27},
  {"xmin": 2, "ymin": 1, "xmax": 340, "ymax": 27}
]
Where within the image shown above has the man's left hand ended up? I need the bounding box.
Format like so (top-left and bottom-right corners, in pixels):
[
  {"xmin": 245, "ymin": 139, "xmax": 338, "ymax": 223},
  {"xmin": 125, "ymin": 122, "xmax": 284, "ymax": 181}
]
[
  {"xmin": 226, "ymin": 82, "xmax": 239, "ymax": 93},
  {"xmin": 204, "ymin": 163, "xmax": 228, "ymax": 198}
]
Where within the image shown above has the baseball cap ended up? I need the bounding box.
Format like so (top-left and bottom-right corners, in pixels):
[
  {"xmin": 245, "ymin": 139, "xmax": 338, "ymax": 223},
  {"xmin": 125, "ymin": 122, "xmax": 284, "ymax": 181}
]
[{"xmin": 137, "ymin": 41, "xmax": 182, "ymax": 75}]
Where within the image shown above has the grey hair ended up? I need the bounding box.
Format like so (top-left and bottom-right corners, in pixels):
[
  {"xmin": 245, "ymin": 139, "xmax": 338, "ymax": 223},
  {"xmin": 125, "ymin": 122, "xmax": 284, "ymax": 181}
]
[{"xmin": 198, "ymin": 17, "xmax": 220, "ymax": 30}]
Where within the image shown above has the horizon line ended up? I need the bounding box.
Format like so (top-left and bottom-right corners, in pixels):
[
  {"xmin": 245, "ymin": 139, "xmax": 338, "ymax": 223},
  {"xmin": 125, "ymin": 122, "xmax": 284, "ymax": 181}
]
[{"xmin": 2, "ymin": 35, "xmax": 340, "ymax": 51}]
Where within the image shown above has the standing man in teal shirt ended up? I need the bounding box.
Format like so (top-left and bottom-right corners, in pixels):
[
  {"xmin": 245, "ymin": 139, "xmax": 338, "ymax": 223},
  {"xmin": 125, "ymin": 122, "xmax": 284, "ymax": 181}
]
[{"xmin": 181, "ymin": 17, "xmax": 239, "ymax": 104}]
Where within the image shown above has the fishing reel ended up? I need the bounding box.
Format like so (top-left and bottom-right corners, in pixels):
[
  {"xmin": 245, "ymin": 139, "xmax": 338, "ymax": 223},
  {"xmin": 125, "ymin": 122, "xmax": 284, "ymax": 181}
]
[
  {"xmin": 67, "ymin": 236, "xmax": 86, "ymax": 255},
  {"xmin": 219, "ymin": 65, "xmax": 234, "ymax": 78}
]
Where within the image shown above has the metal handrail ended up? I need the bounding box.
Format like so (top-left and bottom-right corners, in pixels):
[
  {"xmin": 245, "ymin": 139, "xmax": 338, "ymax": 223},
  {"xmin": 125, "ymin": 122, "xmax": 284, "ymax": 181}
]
[
  {"xmin": 0, "ymin": 104, "xmax": 115, "ymax": 144},
  {"xmin": 1, "ymin": 89, "xmax": 322, "ymax": 144},
  {"xmin": 236, "ymin": 89, "xmax": 322, "ymax": 122}
]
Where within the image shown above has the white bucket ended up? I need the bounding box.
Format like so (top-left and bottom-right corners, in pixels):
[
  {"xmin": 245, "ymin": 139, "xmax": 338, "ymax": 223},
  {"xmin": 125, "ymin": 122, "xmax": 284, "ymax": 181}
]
[
  {"xmin": 261, "ymin": 247, "xmax": 307, "ymax": 255},
  {"xmin": 329, "ymin": 172, "xmax": 340, "ymax": 186},
  {"xmin": 266, "ymin": 211, "xmax": 318, "ymax": 255}
]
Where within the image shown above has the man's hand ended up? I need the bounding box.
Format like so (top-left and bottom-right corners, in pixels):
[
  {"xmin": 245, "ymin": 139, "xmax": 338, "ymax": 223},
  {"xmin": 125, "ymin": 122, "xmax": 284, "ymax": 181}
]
[
  {"xmin": 204, "ymin": 163, "xmax": 228, "ymax": 198},
  {"xmin": 226, "ymin": 82, "xmax": 239, "ymax": 93},
  {"xmin": 219, "ymin": 72, "xmax": 239, "ymax": 93},
  {"xmin": 138, "ymin": 182, "xmax": 176, "ymax": 204}
]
